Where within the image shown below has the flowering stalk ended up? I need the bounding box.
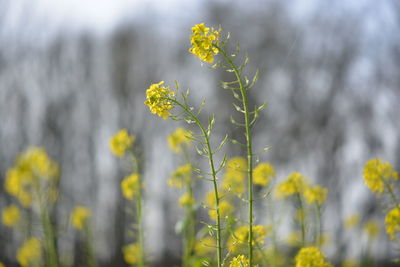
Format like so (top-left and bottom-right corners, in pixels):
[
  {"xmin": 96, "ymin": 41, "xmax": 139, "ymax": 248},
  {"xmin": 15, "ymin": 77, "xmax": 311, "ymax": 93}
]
[{"xmin": 296, "ymin": 193, "xmax": 306, "ymax": 247}]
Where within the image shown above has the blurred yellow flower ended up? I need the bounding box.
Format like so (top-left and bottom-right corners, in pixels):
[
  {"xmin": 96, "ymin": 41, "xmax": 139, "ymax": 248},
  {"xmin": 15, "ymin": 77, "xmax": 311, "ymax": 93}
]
[
  {"xmin": 144, "ymin": 81, "xmax": 175, "ymax": 119},
  {"xmin": 304, "ymin": 185, "xmax": 328, "ymax": 205},
  {"xmin": 194, "ymin": 236, "xmax": 215, "ymax": 256},
  {"xmin": 295, "ymin": 247, "xmax": 332, "ymax": 267},
  {"xmin": 121, "ymin": 173, "xmax": 141, "ymax": 200},
  {"xmin": 109, "ymin": 129, "xmax": 135, "ymax": 157},
  {"xmin": 168, "ymin": 164, "xmax": 192, "ymax": 188},
  {"xmin": 123, "ymin": 243, "xmax": 141, "ymax": 265},
  {"xmin": 363, "ymin": 220, "xmax": 380, "ymax": 240},
  {"xmin": 342, "ymin": 259, "xmax": 358, "ymax": 267},
  {"xmin": 228, "ymin": 225, "xmax": 270, "ymax": 252},
  {"xmin": 16, "ymin": 147, "xmax": 59, "ymax": 179},
  {"xmin": 385, "ymin": 206, "xmax": 400, "ymax": 240},
  {"xmin": 286, "ymin": 231, "xmax": 301, "ymax": 247},
  {"xmin": 0, "ymin": 261, "xmax": 4, "ymax": 267},
  {"xmin": 222, "ymin": 157, "xmax": 247, "ymax": 195},
  {"xmin": 179, "ymin": 193, "xmax": 195, "ymax": 207},
  {"xmin": 229, "ymin": 255, "xmax": 249, "ymax": 267},
  {"xmin": 167, "ymin": 127, "xmax": 192, "ymax": 153},
  {"xmin": 253, "ymin": 162, "xmax": 275, "ymax": 186},
  {"xmin": 363, "ymin": 158, "xmax": 398, "ymax": 195},
  {"xmin": 275, "ymin": 172, "xmax": 308, "ymax": 199},
  {"xmin": 208, "ymin": 200, "xmax": 234, "ymax": 221},
  {"xmin": 2, "ymin": 204, "xmax": 21, "ymax": 227},
  {"xmin": 70, "ymin": 206, "xmax": 91, "ymax": 230},
  {"xmin": 189, "ymin": 23, "xmax": 220, "ymax": 63},
  {"xmin": 344, "ymin": 214, "xmax": 360, "ymax": 229},
  {"xmin": 17, "ymin": 237, "xmax": 42, "ymax": 267}
]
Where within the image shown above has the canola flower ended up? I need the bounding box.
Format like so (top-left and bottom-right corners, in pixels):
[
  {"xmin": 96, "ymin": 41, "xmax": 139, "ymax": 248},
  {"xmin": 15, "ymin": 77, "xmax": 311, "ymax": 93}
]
[
  {"xmin": 363, "ymin": 220, "xmax": 380, "ymax": 240},
  {"xmin": 2, "ymin": 204, "xmax": 21, "ymax": 227},
  {"xmin": 385, "ymin": 206, "xmax": 400, "ymax": 240},
  {"xmin": 228, "ymin": 225, "xmax": 270, "ymax": 252},
  {"xmin": 109, "ymin": 129, "xmax": 135, "ymax": 157},
  {"xmin": 70, "ymin": 206, "xmax": 91, "ymax": 230},
  {"xmin": 121, "ymin": 173, "xmax": 141, "ymax": 200},
  {"xmin": 194, "ymin": 237, "xmax": 216, "ymax": 256},
  {"xmin": 295, "ymin": 247, "xmax": 332, "ymax": 267},
  {"xmin": 304, "ymin": 185, "xmax": 328, "ymax": 206},
  {"xmin": 222, "ymin": 157, "xmax": 247, "ymax": 195},
  {"xmin": 179, "ymin": 193, "xmax": 195, "ymax": 207},
  {"xmin": 286, "ymin": 231, "xmax": 302, "ymax": 247},
  {"xmin": 167, "ymin": 127, "xmax": 192, "ymax": 154},
  {"xmin": 205, "ymin": 191, "xmax": 234, "ymax": 221},
  {"xmin": 168, "ymin": 164, "xmax": 192, "ymax": 188},
  {"xmin": 17, "ymin": 237, "xmax": 42, "ymax": 267},
  {"xmin": 344, "ymin": 214, "xmax": 360, "ymax": 229},
  {"xmin": 275, "ymin": 172, "xmax": 308, "ymax": 199},
  {"xmin": 144, "ymin": 81, "xmax": 175, "ymax": 119},
  {"xmin": 229, "ymin": 255, "xmax": 249, "ymax": 267},
  {"xmin": 253, "ymin": 162, "xmax": 275, "ymax": 187},
  {"xmin": 189, "ymin": 23, "xmax": 220, "ymax": 63},
  {"xmin": 123, "ymin": 243, "xmax": 142, "ymax": 265},
  {"xmin": 363, "ymin": 158, "xmax": 398, "ymax": 195}
]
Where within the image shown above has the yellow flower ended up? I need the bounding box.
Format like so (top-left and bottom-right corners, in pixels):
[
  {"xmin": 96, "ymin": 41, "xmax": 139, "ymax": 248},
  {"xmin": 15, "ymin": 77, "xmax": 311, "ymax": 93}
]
[
  {"xmin": 70, "ymin": 206, "xmax": 91, "ymax": 230},
  {"xmin": 17, "ymin": 238, "xmax": 42, "ymax": 267},
  {"xmin": 295, "ymin": 247, "xmax": 332, "ymax": 267},
  {"xmin": 189, "ymin": 23, "xmax": 220, "ymax": 63},
  {"xmin": 167, "ymin": 127, "xmax": 192, "ymax": 153},
  {"xmin": 344, "ymin": 214, "xmax": 360, "ymax": 229},
  {"xmin": 121, "ymin": 173, "xmax": 141, "ymax": 200},
  {"xmin": 194, "ymin": 236, "xmax": 216, "ymax": 256},
  {"xmin": 228, "ymin": 225, "xmax": 270, "ymax": 252},
  {"xmin": 123, "ymin": 243, "xmax": 141, "ymax": 265},
  {"xmin": 222, "ymin": 157, "xmax": 247, "ymax": 195},
  {"xmin": 385, "ymin": 206, "xmax": 400, "ymax": 240},
  {"xmin": 0, "ymin": 261, "xmax": 5, "ymax": 267},
  {"xmin": 16, "ymin": 147, "xmax": 59, "ymax": 179},
  {"xmin": 144, "ymin": 81, "xmax": 175, "ymax": 119},
  {"xmin": 253, "ymin": 162, "xmax": 275, "ymax": 186},
  {"xmin": 342, "ymin": 259, "xmax": 358, "ymax": 267},
  {"xmin": 179, "ymin": 193, "xmax": 195, "ymax": 207},
  {"xmin": 275, "ymin": 172, "xmax": 308, "ymax": 199},
  {"xmin": 363, "ymin": 220, "xmax": 380, "ymax": 240},
  {"xmin": 304, "ymin": 185, "xmax": 328, "ymax": 205},
  {"xmin": 286, "ymin": 231, "xmax": 301, "ymax": 247},
  {"xmin": 2, "ymin": 204, "xmax": 21, "ymax": 227},
  {"xmin": 208, "ymin": 200, "xmax": 234, "ymax": 221},
  {"xmin": 109, "ymin": 129, "xmax": 135, "ymax": 157},
  {"xmin": 363, "ymin": 158, "xmax": 398, "ymax": 195},
  {"xmin": 168, "ymin": 164, "xmax": 192, "ymax": 188},
  {"xmin": 229, "ymin": 255, "xmax": 249, "ymax": 267}
]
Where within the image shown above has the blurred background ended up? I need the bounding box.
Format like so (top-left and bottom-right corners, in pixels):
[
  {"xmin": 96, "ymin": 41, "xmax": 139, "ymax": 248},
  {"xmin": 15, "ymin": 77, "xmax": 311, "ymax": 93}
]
[{"xmin": 1, "ymin": 0, "xmax": 400, "ymax": 266}]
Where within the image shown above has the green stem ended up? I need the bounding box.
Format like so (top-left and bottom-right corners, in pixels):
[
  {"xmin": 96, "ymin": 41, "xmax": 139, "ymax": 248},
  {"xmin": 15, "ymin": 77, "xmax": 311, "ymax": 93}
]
[
  {"xmin": 170, "ymin": 99, "xmax": 223, "ymax": 267},
  {"xmin": 84, "ymin": 223, "xmax": 97, "ymax": 267},
  {"xmin": 136, "ymin": 193, "xmax": 145, "ymax": 267},
  {"xmin": 296, "ymin": 193, "xmax": 306, "ymax": 247},
  {"xmin": 382, "ymin": 177, "xmax": 400, "ymax": 208},
  {"xmin": 219, "ymin": 48, "xmax": 254, "ymax": 265},
  {"xmin": 315, "ymin": 204, "xmax": 322, "ymax": 247}
]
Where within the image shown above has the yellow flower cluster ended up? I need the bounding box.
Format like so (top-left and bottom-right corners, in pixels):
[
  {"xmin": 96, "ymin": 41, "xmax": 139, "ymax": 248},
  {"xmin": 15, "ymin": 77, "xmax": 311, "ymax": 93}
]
[
  {"xmin": 4, "ymin": 147, "xmax": 59, "ymax": 207},
  {"xmin": 194, "ymin": 236, "xmax": 216, "ymax": 256},
  {"xmin": 123, "ymin": 243, "xmax": 141, "ymax": 265},
  {"xmin": 109, "ymin": 129, "xmax": 135, "ymax": 157},
  {"xmin": 168, "ymin": 164, "xmax": 192, "ymax": 188},
  {"xmin": 144, "ymin": 81, "xmax": 175, "ymax": 119},
  {"xmin": 363, "ymin": 220, "xmax": 380, "ymax": 240},
  {"xmin": 253, "ymin": 162, "xmax": 275, "ymax": 187},
  {"xmin": 229, "ymin": 255, "xmax": 249, "ymax": 267},
  {"xmin": 205, "ymin": 191, "xmax": 234, "ymax": 221},
  {"xmin": 385, "ymin": 206, "xmax": 400, "ymax": 240},
  {"xmin": 70, "ymin": 206, "xmax": 91, "ymax": 230},
  {"xmin": 344, "ymin": 214, "xmax": 360, "ymax": 229},
  {"xmin": 121, "ymin": 173, "xmax": 141, "ymax": 200},
  {"xmin": 222, "ymin": 157, "xmax": 247, "ymax": 195},
  {"xmin": 363, "ymin": 158, "xmax": 398, "ymax": 195},
  {"xmin": 17, "ymin": 237, "xmax": 42, "ymax": 267},
  {"xmin": 295, "ymin": 247, "xmax": 332, "ymax": 267},
  {"xmin": 167, "ymin": 127, "xmax": 192, "ymax": 153},
  {"xmin": 275, "ymin": 172, "xmax": 308, "ymax": 199},
  {"xmin": 228, "ymin": 225, "xmax": 270, "ymax": 252},
  {"xmin": 179, "ymin": 193, "xmax": 195, "ymax": 207},
  {"xmin": 189, "ymin": 23, "xmax": 220, "ymax": 63},
  {"xmin": 304, "ymin": 185, "xmax": 328, "ymax": 205},
  {"xmin": 2, "ymin": 204, "xmax": 21, "ymax": 227}
]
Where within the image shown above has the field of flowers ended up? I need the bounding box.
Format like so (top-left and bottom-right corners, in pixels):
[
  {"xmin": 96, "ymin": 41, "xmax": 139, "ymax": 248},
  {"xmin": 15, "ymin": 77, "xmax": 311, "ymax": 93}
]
[{"xmin": 1, "ymin": 23, "xmax": 399, "ymax": 267}]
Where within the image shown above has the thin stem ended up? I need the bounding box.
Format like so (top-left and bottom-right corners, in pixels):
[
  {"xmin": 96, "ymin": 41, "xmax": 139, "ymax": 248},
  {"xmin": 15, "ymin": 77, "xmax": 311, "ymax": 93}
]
[
  {"xmin": 382, "ymin": 177, "xmax": 400, "ymax": 208},
  {"xmin": 219, "ymin": 47, "xmax": 254, "ymax": 265},
  {"xmin": 296, "ymin": 193, "xmax": 306, "ymax": 247},
  {"xmin": 170, "ymin": 99, "xmax": 223, "ymax": 267},
  {"xmin": 315, "ymin": 204, "xmax": 322, "ymax": 247}
]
